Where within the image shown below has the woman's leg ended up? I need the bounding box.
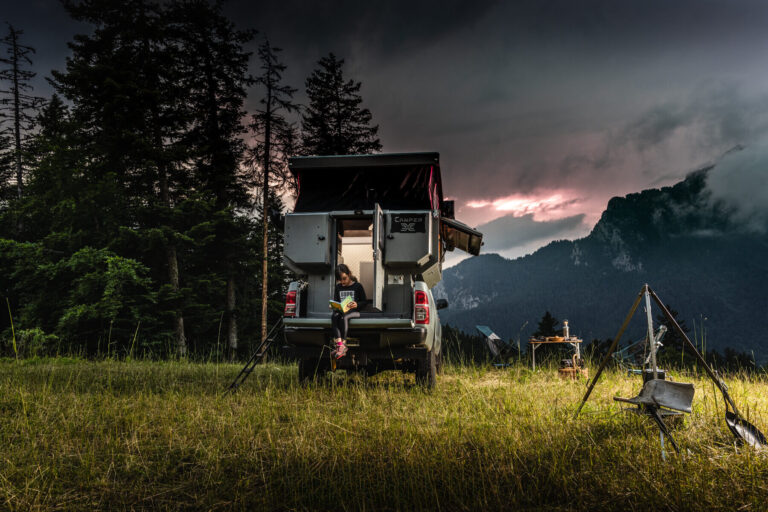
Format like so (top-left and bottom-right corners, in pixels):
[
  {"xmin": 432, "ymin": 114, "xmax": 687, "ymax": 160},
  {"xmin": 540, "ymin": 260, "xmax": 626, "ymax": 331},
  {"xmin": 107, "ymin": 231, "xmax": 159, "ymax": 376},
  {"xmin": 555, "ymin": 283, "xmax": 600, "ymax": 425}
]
[
  {"xmin": 331, "ymin": 311, "xmax": 343, "ymax": 341},
  {"xmin": 332, "ymin": 311, "xmax": 348, "ymax": 358},
  {"xmin": 340, "ymin": 311, "xmax": 361, "ymax": 340}
]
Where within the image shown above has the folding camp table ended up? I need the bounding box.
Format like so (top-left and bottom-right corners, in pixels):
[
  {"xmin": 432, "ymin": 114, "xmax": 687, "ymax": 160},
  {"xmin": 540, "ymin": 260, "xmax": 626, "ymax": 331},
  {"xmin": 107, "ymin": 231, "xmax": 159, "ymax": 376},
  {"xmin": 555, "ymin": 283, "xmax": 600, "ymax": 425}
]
[{"xmin": 528, "ymin": 336, "xmax": 582, "ymax": 370}]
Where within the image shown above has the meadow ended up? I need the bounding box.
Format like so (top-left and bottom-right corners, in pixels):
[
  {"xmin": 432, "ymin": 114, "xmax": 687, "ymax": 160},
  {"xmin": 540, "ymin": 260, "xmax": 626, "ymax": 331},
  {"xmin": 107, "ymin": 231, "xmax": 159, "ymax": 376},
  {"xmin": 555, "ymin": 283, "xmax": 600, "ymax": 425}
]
[{"xmin": 1, "ymin": 358, "xmax": 767, "ymax": 511}]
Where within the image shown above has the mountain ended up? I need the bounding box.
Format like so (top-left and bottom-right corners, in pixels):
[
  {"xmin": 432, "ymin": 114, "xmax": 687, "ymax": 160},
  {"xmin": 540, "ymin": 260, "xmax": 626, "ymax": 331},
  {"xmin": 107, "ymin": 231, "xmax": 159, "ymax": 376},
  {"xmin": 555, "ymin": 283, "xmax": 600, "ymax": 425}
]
[{"xmin": 437, "ymin": 166, "xmax": 768, "ymax": 362}]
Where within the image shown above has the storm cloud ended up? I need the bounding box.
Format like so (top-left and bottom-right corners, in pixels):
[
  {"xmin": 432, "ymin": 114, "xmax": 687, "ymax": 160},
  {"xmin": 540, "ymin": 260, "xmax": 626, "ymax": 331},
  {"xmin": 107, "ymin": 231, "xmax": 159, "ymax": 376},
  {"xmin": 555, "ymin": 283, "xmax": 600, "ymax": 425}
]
[
  {"xmin": 443, "ymin": 212, "xmax": 589, "ymax": 267},
  {"xmin": 706, "ymin": 142, "xmax": 768, "ymax": 233},
  {"xmin": 477, "ymin": 213, "xmax": 587, "ymax": 253},
  {"xmin": 7, "ymin": 0, "xmax": 768, "ymax": 247}
]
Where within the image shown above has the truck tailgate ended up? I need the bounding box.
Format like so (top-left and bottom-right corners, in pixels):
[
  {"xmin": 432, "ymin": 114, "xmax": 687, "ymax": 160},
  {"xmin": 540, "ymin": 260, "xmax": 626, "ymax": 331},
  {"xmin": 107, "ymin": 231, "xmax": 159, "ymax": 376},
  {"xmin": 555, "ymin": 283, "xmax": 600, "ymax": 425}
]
[{"xmin": 284, "ymin": 318, "xmax": 415, "ymax": 329}]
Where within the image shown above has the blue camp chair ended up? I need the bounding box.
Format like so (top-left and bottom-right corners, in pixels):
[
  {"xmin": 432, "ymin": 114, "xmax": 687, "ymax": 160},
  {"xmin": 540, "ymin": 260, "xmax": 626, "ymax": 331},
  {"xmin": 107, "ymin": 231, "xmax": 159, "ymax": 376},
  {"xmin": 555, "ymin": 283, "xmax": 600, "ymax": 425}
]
[{"xmin": 476, "ymin": 325, "xmax": 516, "ymax": 365}]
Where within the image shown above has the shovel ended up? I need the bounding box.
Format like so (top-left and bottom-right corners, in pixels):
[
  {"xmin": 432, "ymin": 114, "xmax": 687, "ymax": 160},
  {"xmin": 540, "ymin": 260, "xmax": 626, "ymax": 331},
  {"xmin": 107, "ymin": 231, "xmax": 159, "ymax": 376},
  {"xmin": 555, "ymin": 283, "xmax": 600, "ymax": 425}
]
[
  {"xmin": 649, "ymin": 289, "xmax": 766, "ymax": 448},
  {"xmin": 726, "ymin": 412, "xmax": 767, "ymax": 447}
]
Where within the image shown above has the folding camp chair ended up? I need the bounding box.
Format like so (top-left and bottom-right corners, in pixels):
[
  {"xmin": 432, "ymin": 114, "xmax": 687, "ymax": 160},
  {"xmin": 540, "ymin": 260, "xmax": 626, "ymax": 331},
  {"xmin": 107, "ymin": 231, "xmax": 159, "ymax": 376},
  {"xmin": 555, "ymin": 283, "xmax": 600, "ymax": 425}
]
[{"xmin": 476, "ymin": 325, "xmax": 516, "ymax": 365}]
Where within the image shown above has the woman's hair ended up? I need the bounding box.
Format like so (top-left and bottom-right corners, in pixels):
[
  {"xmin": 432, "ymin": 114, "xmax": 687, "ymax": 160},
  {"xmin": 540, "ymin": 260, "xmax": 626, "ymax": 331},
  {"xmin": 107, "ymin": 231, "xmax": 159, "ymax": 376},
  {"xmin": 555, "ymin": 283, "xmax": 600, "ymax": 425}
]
[{"xmin": 336, "ymin": 263, "xmax": 358, "ymax": 282}]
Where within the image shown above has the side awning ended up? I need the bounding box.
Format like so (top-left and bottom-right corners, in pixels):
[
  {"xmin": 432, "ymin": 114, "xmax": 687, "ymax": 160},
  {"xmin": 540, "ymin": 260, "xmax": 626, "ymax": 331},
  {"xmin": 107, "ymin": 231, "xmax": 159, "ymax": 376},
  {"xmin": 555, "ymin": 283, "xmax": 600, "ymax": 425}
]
[{"xmin": 441, "ymin": 217, "xmax": 483, "ymax": 256}]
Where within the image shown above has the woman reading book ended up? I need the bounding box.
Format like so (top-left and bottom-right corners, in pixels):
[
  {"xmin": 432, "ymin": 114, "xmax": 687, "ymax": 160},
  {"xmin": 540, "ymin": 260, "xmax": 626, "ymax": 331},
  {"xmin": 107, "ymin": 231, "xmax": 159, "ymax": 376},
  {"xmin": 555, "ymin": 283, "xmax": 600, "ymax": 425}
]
[{"xmin": 331, "ymin": 264, "xmax": 366, "ymax": 359}]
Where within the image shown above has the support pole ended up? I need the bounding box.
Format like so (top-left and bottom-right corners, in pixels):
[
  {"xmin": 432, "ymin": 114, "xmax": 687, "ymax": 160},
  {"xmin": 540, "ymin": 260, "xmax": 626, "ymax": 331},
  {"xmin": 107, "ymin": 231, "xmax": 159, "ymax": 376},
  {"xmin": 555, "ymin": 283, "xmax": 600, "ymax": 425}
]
[
  {"xmin": 643, "ymin": 285, "xmax": 657, "ymax": 379},
  {"xmin": 575, "ymin": 288, "xmax": 644, "ymax": 418}
]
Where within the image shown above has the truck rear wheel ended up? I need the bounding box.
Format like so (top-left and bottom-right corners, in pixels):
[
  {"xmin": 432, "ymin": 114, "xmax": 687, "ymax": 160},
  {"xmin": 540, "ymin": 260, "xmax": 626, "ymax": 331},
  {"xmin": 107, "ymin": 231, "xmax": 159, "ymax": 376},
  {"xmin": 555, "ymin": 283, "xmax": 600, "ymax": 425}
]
[{"xmin": 415, "ymin": 349, "xmax": 437, "ymax": 388}]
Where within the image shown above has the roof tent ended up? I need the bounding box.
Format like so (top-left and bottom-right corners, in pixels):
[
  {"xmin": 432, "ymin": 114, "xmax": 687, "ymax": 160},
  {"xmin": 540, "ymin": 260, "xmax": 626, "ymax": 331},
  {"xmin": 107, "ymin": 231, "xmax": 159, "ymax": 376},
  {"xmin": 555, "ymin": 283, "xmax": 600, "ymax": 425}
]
[{"xmin": 289, "ymin": 153, "xmax": 443, "ymax": 212}]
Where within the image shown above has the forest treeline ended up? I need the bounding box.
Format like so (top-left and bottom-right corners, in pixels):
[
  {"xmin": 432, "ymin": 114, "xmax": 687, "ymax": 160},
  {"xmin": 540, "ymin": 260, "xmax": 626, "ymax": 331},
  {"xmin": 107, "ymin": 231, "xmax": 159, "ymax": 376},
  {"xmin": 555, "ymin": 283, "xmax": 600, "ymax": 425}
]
[{"xmin": 0, "ymin": 0, "xmax": 381, "ymax": 359}]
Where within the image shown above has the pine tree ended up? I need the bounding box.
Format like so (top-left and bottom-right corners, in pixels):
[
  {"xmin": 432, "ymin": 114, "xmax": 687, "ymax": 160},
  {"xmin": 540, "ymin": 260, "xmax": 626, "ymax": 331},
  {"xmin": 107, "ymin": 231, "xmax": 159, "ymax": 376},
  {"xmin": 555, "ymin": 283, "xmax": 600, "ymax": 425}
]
[
  {"xmin": 0, "ymin": 24, "xmax": 44, "ymax": 201},
  {"xmin": 170, "ymin": 0, "xmax": 255, "ymax": 359},
  {"xmin": 249, "ymin": 39, "xmax": 298, "ymax": 345},
  {"xmin": 16, "ymin": 95, "xmax": 80, "ymax": 243},
  {"xmin": 301, "ymin": 53, "xmax": 381, "ymax": 156},
  {"xmin": 51, "ymin": 0, "xmax": 192, "ymax": 355},
  {"xmin": 533, "ymin": 311, "xmax": 560, "ymax": 337}
]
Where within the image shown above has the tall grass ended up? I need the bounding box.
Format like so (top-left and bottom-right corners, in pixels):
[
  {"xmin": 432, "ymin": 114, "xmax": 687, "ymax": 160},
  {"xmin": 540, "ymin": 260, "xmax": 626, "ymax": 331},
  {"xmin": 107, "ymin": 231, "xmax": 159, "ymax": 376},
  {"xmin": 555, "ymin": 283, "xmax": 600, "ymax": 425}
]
[{"xmin": 0, "ymin": 359, "xmax": 766, "ymax": 510}]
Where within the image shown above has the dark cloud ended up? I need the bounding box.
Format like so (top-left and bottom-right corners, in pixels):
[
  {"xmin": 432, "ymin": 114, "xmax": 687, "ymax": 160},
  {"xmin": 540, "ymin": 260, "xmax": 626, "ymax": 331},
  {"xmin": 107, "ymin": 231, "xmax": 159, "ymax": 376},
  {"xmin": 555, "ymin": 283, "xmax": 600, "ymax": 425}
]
[
  {"xmin": 226, "ymin": 0, "xmax": 501, "ymax": 59},
  {"xmin": 617, "ymin": 86, "xmax": 768, "ymax": 154},
  {"xmin": 476, "ymin": 213, "xmax": 587, "ymax": 253},
  {"xmin": 621, "ymin": 105, "xmax": 691, "ymax": 151},
  {"xmin": 706, "ymin": 142, "xmax": 768, "ymax": 233},
  {"xmin": 7, "ymin": 0, "xmax": 768, "ymax": 238}
]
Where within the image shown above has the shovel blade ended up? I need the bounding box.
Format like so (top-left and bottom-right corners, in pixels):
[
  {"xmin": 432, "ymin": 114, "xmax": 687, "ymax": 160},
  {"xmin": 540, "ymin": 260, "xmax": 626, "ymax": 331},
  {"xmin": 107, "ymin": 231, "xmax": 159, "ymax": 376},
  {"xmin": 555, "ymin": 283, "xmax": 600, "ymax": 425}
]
[{"xmin": 725, "ymin": 411, "xmax": 767, "ymax": 448}]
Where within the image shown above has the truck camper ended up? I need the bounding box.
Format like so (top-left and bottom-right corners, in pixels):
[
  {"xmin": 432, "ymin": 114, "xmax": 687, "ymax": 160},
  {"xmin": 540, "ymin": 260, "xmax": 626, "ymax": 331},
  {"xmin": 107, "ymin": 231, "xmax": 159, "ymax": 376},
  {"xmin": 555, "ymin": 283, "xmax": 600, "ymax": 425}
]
[{"xmin": 282, "ymin": 152, "xmax": 482, "ymax": 387}]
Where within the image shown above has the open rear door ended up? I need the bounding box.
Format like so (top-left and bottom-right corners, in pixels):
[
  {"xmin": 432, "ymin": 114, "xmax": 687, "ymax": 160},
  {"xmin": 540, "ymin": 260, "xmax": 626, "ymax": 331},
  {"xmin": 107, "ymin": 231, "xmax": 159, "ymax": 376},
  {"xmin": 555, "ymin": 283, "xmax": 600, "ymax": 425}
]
[
  {"xmin": 372, "ymin": 203, "xmax": 385, "ymax": 310},
  {"xmin": 440, "ymin": 217, "xmax": 483, "ymax": 256}
]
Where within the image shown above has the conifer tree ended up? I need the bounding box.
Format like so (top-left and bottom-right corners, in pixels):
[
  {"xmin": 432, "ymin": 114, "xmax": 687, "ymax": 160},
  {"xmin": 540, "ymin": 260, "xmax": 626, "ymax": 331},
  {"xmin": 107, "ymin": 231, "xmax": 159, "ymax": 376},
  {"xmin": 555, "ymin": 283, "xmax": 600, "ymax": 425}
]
[
  {"xmin": 171, "ymin": 0, "xmax": 255, "ymax": 359},
  {"xmin": 18, "ymin": 95, "xmax": 81, "ymax": 243},
  {"xmin": 51, "ymin": 0, "xmax": 192, "ymax": 355},
  {"xmin": 533, "ymin": 311, "xmax": 560, "ymax": 337},
  {"xmin": 0, "ymin": 24, "xmax": 44, "ymax": 201},
  {"xmin": 249, "ymin": 39, "xmax": 297, "ymax": 344},
  {"xmin": 301, "ymin": 53, "xmax": 381, "ymax": 155}
]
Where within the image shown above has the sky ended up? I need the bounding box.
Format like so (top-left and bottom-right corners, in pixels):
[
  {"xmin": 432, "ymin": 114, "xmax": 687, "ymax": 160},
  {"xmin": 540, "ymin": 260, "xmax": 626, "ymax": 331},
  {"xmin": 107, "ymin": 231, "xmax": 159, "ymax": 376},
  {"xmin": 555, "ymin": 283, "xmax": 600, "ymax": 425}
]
[{"xmin": 5, "ymin": 0, "xmax": 768, "ymax": 263}]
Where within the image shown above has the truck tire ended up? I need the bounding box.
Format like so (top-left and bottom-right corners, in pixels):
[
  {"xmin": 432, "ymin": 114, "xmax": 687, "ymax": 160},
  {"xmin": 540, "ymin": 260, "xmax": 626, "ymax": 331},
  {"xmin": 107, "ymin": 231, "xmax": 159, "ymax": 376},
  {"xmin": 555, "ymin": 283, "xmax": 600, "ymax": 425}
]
[
  {"xmin": 415, "ymin": 350, "xmax": 437, "ymax": 388},
  {"xmin": 298, "ymin": 358, "xmax": 326, "ymax": 383}
]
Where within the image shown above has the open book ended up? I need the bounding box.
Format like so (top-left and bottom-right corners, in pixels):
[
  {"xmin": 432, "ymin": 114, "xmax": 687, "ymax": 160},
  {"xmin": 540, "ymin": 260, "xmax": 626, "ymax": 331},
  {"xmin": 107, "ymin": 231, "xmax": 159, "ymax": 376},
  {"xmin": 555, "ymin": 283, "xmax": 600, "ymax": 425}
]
[{"xmin": 329, "ymin": 296, "xmax": 354, "ymax": 313}]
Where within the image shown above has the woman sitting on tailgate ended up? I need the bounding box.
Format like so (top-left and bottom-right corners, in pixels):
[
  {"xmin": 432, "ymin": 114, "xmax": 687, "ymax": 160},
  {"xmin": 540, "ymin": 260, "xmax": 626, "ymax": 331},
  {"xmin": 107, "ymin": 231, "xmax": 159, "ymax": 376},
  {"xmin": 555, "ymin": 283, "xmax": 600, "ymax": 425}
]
[{"xmin": 331, "ymin": 263, "xmax": 366, "ymax": 359}]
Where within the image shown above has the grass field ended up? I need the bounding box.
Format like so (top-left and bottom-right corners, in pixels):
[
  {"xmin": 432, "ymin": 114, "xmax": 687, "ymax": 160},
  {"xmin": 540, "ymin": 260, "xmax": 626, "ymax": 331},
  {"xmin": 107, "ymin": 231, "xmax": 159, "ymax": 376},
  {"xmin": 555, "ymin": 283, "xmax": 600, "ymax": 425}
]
[{"xmin": 1, "ymin": 358, "xmax": 767, "ymax": 511}]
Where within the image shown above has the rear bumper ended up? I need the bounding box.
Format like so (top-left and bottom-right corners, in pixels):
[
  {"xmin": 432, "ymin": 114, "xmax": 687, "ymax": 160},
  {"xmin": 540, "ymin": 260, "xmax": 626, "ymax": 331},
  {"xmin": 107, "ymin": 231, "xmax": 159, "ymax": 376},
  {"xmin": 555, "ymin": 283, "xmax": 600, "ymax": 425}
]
[
  {"xmin": 283, "ymin": 344, "xmax": 428, "ymax": 372},
  {"xmin": 283, "ymin": 317, "xmax": 427, "ymax": 348}
]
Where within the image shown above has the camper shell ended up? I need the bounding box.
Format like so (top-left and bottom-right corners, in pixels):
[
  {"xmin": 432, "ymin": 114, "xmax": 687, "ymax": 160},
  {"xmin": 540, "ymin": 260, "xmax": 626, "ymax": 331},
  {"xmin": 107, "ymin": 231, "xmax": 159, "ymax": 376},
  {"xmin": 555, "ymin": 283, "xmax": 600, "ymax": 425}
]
[{"xmin": 282, "ymin": 152, "xmax": 482, "ymax": 386}]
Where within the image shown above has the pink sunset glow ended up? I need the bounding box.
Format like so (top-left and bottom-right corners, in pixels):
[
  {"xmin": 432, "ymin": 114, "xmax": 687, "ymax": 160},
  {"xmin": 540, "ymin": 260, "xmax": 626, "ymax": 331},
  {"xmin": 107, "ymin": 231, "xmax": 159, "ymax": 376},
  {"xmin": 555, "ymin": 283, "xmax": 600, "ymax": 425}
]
[
  {"xmin": 466, "ymin": 192, "xmax": 578, "ymax": 220},
  {"xmin": 455, "ymin": 189, "xmax": 605, "ymax": 230}
]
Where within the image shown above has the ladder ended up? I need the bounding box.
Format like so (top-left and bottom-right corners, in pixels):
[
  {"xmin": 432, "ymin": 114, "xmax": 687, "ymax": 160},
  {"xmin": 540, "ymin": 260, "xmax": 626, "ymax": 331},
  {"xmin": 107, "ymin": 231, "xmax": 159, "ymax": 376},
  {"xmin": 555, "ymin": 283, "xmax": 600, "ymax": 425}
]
[{"xmin": 224, "ymin": 318, "xmax": 283, "ymax": 394}]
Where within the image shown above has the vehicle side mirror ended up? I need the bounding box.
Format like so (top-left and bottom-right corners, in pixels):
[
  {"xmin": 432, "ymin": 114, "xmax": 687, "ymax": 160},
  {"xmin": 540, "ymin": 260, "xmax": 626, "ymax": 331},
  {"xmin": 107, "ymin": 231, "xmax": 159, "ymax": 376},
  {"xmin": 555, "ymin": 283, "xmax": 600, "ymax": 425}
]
[{"xmin": 435, "ymin": 298, "xmax": 449, "ymax": 310}]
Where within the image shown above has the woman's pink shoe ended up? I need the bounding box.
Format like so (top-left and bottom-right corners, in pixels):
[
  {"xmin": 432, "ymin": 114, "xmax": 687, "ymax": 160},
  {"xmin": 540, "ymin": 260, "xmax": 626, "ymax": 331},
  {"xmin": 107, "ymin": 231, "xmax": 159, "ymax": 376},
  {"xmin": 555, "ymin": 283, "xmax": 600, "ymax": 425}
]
[{"xmin": 334, "ymin": 341, "xmax": 348, "ymax": 359}]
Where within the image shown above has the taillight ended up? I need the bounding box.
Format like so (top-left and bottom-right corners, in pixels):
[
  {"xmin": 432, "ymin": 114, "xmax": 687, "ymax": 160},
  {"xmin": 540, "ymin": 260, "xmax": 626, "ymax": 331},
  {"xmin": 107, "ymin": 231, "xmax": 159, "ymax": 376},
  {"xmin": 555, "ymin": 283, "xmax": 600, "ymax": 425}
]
[
  {"xmin": 284, "ymin": 290, "xmax": 297, "ymax": 317},
  {"xmin": 414, "ymin": 290, "xmax": 429, "ymax": 324}
]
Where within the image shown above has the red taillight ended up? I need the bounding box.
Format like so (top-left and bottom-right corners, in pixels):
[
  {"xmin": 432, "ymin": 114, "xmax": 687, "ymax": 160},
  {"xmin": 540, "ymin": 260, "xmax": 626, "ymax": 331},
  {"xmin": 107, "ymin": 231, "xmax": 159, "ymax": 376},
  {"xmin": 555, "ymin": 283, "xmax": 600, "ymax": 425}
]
[
  {"xmin": 414, "ymin": 290, "xmax": 429, "ymax": 324},
  {"xmin": 284, "ymin": 290, "xmax": 297, "ymax": 317}
]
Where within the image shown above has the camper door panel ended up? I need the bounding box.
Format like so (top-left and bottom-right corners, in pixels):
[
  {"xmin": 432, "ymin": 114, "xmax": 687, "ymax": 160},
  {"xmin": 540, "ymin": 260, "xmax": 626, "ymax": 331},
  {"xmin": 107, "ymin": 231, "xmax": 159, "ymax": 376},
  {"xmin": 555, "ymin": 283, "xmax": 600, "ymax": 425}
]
[
  {"xmin": 284, "ymin": 213, "xmax": 333, "ymax": 269},
  {"xmin": 384, "ymin": 212, "xmax": 432, "ymax": 268}
]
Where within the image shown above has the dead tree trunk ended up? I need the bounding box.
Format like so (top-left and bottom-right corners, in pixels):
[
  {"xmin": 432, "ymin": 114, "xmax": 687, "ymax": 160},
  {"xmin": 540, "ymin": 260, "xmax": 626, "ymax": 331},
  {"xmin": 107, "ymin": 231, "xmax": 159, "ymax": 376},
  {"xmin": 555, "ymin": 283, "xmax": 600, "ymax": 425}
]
[{"xmin": 11, "ymin": 32, "xmax": 22, "ymax": 200}]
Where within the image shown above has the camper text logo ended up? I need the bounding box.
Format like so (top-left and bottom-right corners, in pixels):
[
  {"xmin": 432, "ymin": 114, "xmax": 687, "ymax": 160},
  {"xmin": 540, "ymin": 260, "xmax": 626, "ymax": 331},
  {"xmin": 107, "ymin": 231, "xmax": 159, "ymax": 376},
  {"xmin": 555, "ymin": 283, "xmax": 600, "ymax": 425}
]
[{"xmin": 391, "ymin": 215, "xmax": 426, "ymax": 233}]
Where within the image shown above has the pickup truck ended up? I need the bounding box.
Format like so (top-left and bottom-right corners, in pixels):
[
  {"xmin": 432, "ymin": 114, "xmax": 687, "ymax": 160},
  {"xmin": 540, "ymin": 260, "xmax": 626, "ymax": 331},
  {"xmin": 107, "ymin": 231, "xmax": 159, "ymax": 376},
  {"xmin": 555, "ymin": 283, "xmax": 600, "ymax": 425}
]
[{"xmin": 281, "ymin": 153, "xmax": 482, "ymax": 387}]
